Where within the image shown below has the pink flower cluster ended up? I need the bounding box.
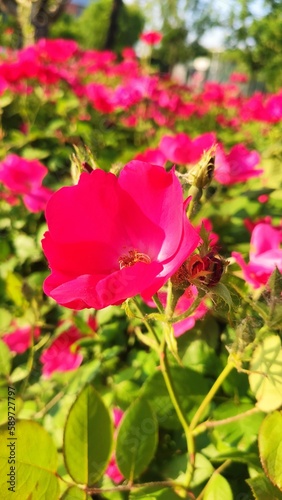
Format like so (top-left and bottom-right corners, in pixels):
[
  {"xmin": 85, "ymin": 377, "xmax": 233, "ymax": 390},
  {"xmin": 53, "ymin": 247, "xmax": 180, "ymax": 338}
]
[
  {"xmin": 40, "ymin": 324, "xmax": 84, "ymax": 378},
  {"xmin": 135, "ymin": 133, "xmax": 262, "ymax": 186},
  {"xmin": 140, "ymin": 31, "xmax": 163, "ymax": 46},
  {"xmin": 0, "ymin": 154, "xmax": 52, "ymax": 212},
  {"xmin": 232, "ymin": 223, "xmax": 282, "ymax": 288},
  {"xmin": 2, "ymin": 323, "xmax": 40, "ymax": 353},
  {"xmin": 1, "ymin": 38, "xmax": 282, "ymax": 133}
]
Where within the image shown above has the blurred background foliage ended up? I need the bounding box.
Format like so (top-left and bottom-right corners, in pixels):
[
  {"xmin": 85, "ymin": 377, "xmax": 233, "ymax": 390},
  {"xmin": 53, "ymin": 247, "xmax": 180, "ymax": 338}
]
[{"xmin": 1, "ymin": 1, "xmax": 282, "ymax": 91}]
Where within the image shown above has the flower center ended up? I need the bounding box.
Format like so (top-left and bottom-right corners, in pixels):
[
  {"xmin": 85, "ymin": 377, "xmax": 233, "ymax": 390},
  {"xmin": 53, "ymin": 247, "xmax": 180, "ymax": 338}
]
[{"xmin": 118, "ymin": 249, "xmax": 151, "ymax": 269}]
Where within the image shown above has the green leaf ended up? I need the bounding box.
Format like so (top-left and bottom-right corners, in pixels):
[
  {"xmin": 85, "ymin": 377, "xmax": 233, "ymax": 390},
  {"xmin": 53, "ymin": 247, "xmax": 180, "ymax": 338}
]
[
  {"xmin": 210, "ymin": 282, "xmax": 232, "ymax": 309},
  {"xmin": 0, "ymin": 420, "xmax": 59, "ymax": 499},
  {"xmin": 0, "ymin": 95, "xmax": 13, "ymax": 107},
  {"xmin": 13, "ymin": 233, "xmax": 40, "ymax": 262},
  {"xmin": 0, "ymin": 308, "xmax": 12, "ymax": 332},
  {"xmin": 210, "ymin": 401, "xmax": 264, "ymax": 451},
  {"xmin": 0, "ymin": 397, "xmax": 23, "ymax": 426},
  {"xmin": 130, "ymin": 486, "xmax": 182, "ymax": 499},
  {"xmin": 259, "ymin": 411, "xmax": 282, "ymax": 490},
  {"xmin": 10, "ymin": 366, "xmax": 29, "ymax": 383},
  {"xmin": 61, "ymin": 485, "xmax": 92, "ymax": 499},
  {"xmin": 0, "ymin": 239, "xmax": 10, "ymax": 261},
  {"xmin": 142, "ymin": 367, "xmax": 210, "ymax": 429},
  {"xmin": 267, "ymin": 267, "xmax": 282, "ymax": 299},
  {"xmin": 163, "ymin": 453, "xmax": 214, "ymax": 488},
  {"xmin": 205, "ymin": 448, "xmax": 261, "ymax": 471},
  {"xmin": 63, "ymin": 384, "xmax": 113, "ymax": 486},
  {"xmin": 116, "ymin": 398, "xmax": 158, "ymax": 481},
  {"xmin": 203, "ymin": 474, "xmax": 233, "ymax": 500},
  {"xmin": 22, "ymin": 147, "xmax": 50, "ymax": 160},
  {"xmin": 6, "ymin": 272, "xmax": 27, "ymax": 308},
  {"xmin": 249, "ymin": 335, "xmax": 282, "ymax": 412},
  {"xmin": 247, "ymin": 473, "xmax": 282, "ymax": 500},
  {"xmin": 114, "ymin": 380, "xmax": 141, "ymax": 408},
  {"xmin": 0, "ymin": 340, "xmax": 11, "ymax": 376}
]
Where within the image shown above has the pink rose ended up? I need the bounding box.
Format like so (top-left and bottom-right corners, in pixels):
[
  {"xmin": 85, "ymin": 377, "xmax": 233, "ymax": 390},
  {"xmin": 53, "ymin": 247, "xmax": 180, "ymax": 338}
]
[
  {"xmin": 229, "ymin": 72, "xmax": 248, "ymax": 84},
  {"xmin": 0, "ymin": 154, "xmax": 52, "ymax": 212},
  {"xmin": 2, "ymin": 324, "xmax": 40, "ymax": 354},
  {"xmin": 160, "ymin": 132, "xmax": 216, "ymax": 165},
  {"xmin": 214, "ymin": 143, "xmax": 262, "ymax": 185},
  {"xmin": 232, "ymin": 223, "xmax": 282, "ymax": 288},
  {"xmin": 134, "ymin": 147, "xmax": 167, "ymax": 167},
  {"xmin": 40, "ymin": 325, "xmax": 83, "ymax": 378},
  {"xmin": 106, "ymin": 408, "xmax": 124, "ymax": 484},
  {"xmin": 84, "ymin": 83, "xmax": 114, "ymax": 113},
  {"xmin": 42, "ymin": 162, "xmax": 200, "ymax": 310},
  {"xmin": 35, "ymin": 38, "xmax": 78, "ymax": 63},
  {"xmin": 140, "ymin": 31, "xmax": 163, "ymax": 45}
]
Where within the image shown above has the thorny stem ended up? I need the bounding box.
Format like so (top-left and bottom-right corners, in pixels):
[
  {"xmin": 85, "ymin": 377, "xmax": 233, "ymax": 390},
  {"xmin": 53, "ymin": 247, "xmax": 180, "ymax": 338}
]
[
  {"xmin": 133, "ymin": 294, "xmax": 196, "ymax": 489},
  {"xmin": 159, "ymin": 337, "xmax": 196, "ymax": 489},
  {"xmin": 132, "ymin": 295, "xmax": 236, "ymax": 491},
  {"xmin": 165, "ymin": 279, "xmax": 175, "ymax": 319},
  {"xmin": 192, "ymin": 406, "xmax": 261, "ymax": 436},
  {"xmin": 170, "ymin": 295, "xmax": 203, "ymax": 323},
  {"xmin": 19, "ymin": 299, "xmax": 40, "ymax": 396},
  {"xmin": 34, "ymin": 391, "xmax": 65, "ymax": 419},
  {"xmin": 85, "ymin": 480, "xmax": 182, "ymax": 494},
  {"xmin": 190, "ymin": 360, "xmax": 235, "ymax": 431},
  {"xmin": 152, "ymin": 293, "xmax": 165, "ymax": 314},
  {"xmin": 132, "ymin": 298, "xmax": 160, "ymax": 345},
  {"xmin": 230, "ymin": 282, "xmax": 268, "ymax": 321}
]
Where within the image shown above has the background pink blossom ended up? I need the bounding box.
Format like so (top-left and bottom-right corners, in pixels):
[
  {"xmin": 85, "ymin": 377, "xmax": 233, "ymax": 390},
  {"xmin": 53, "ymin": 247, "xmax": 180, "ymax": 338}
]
[{"xmin": 232, "ymin": 223, "xmax": 282, "ymax": 288}]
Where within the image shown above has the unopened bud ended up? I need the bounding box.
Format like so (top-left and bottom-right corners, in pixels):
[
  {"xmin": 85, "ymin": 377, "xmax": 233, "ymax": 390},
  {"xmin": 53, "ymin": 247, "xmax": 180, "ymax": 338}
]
[
  {"xmin": 234, "ymin": 318, "xmax": 256, "ymax": 353},
  {"xmin": 171, "ymin": 250, "xmax": 227, "ymax": 291},
  {"xmin": 71, "ymin": 144, "xmax": 98, "ymax": 183},
  {"xmin": 187, "ymin": 145, "xmax": 216, "ymax": 191}
]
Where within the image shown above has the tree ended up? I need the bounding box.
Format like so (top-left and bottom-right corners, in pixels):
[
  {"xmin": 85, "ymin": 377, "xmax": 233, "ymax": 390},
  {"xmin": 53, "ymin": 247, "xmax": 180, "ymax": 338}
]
[
  {"xmin": 135, "ymin": 0, "xmax": 220, "ymax": 69},
  {"xmin": 225, "ymin": 0, "xmax": 282, "ymax": 90},
  {"xmin": 0, "ymin": 0, "xmax": 68, "ymax": 46},
  {"xmin": 74, "ymin": 0, "xmax": 144, "ymax": 52}
]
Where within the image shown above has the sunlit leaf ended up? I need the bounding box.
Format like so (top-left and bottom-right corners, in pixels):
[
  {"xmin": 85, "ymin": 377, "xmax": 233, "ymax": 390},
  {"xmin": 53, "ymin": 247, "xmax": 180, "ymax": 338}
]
[
  {"xmin": 116, "ymin": 398, "xmax": 158, "ymax": 481},
  {"xmin": 249, "ymin": 335, "xmax": 282, "ymax": 412},
  {"xmin": 203, "ymin": 474, "xmax": 233, "ymax": 500},
  {"xmin": 63, "ymin": 384, "xmax": 113, "ymax": 486},
  {"xmin": 247, "ymin": 473, "xmax": 282, "ymax": 500},
  {"xmin": 0, "ymin": 420, "xmax": 59, "ymax": 499},
  {"xmin": 259, "ymin": 411, "xmax": 282, "ymax": 490}
]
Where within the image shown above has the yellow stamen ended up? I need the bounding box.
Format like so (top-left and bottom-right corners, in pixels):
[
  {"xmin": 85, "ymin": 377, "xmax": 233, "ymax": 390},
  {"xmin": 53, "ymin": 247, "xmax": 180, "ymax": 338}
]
[{"xmin": 119, "ymin": 249, "xmax": 151, "ymax": 269}]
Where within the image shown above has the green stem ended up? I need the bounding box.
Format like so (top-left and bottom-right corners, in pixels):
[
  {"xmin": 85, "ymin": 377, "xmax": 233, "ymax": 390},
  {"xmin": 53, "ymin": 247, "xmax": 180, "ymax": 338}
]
[
  {"xmin": 19, "ymin": 323, "xmax": 36, "ymax": 396},
  {"xmin": 152, "ymin": 293, "xmax": 165, "ymax": 314},
  {"xmin": 170, "ymin": 295, "xmax": 203, "ymax": 323},
  {"xmin": 159, "ymin": 340, "xmax": 195, "ymax": 488},
  {"xmin": 230, "ymin": 282, "xmax": 268, "ymax": 321},
  {"xmin": 132, "ymin": 298, "xmax": 160, "ymax": 346},
  {"xmin": 192, "ymin": 406, "xmax": 260, "ymax": 436},
  {"xmin": 165, "ymin": 279, "xmax": 174, "ymax": 319},
  {"xmin": 190, "ymin": 360, "xmax": 235, "ymax": 431},
  {"xmin": 132, "ymin": 297, "xmax": 197, "ymax": 488}
]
